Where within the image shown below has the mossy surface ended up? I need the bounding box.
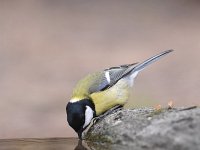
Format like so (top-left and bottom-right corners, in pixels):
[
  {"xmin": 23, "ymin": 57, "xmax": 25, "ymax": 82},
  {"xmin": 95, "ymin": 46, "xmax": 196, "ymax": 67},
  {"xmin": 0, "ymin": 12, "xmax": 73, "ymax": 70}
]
[{"xmin": 84, "ymin": 107, "xmax": 200, "ymax": 150}]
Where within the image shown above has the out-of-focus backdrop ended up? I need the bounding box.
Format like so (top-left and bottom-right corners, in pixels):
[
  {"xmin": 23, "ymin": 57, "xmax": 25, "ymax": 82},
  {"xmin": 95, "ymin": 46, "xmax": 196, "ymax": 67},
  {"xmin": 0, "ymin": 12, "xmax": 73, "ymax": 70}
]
[{"xmin": 0, "ymin": 0, "xmax": 200, "ymax": 139}]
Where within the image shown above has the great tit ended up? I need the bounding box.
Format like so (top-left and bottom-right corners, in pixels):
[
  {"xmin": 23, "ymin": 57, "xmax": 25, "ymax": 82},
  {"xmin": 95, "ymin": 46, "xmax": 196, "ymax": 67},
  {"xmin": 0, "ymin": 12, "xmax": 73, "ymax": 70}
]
[{"xmin": 66, "ymin": 49, "xmax": 173, "ymax": 139}]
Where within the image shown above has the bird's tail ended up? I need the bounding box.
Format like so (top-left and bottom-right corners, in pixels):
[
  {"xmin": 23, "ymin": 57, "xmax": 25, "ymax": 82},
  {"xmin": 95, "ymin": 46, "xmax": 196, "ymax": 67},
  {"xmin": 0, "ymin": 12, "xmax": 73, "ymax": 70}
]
[
  {"xmin": 133, "ymin": 49, "xmax": 174, "ymax": 73},
  {"xmin": 107, "ymin": 49, "xmax": 173, "ymax": 88}
]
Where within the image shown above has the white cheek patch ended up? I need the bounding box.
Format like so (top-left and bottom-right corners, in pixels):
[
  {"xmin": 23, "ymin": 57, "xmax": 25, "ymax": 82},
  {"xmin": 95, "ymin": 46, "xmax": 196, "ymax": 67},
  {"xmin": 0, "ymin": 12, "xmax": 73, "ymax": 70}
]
[{"xmin": 83, "ymin": 106, "xmax": 94, "ymax": 129}]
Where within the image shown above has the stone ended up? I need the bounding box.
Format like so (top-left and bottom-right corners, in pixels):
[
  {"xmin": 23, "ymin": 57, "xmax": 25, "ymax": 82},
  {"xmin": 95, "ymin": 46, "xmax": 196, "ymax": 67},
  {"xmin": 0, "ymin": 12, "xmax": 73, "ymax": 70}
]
[{"xmin": 84, "ymin": 107, "xmax": 200, "ymax": 150}]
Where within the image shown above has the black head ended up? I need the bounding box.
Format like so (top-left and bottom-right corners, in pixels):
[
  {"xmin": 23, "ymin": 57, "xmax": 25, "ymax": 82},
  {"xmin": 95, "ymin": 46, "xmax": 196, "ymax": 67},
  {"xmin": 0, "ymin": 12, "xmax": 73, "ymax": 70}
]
[{"xmin": 66, "ymin": 99, "xmax": 95, "ymax": 139}]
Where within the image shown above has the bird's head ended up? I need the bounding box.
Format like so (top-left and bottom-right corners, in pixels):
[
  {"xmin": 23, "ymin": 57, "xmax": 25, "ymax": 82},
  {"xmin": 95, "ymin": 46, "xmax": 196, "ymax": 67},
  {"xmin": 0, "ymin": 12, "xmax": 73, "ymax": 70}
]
[{"xmin": 66, "ymin": 98, "xmax": 95, "ymax": 139}]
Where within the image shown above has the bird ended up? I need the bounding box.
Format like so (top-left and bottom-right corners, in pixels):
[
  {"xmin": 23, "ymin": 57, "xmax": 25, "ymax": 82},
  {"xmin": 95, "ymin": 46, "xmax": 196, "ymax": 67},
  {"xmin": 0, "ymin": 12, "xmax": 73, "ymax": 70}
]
[{"xmin": 66, "ymin": 49, "xmax": 173, "ymax": 139}]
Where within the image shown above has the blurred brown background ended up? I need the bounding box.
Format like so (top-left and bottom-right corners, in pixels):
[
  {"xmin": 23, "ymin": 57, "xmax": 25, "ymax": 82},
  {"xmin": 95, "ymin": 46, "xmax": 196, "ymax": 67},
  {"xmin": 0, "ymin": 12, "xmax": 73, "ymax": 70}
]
[{"xmin": 0, "ymin": 0, "xmax": 200, "ymax": 139}]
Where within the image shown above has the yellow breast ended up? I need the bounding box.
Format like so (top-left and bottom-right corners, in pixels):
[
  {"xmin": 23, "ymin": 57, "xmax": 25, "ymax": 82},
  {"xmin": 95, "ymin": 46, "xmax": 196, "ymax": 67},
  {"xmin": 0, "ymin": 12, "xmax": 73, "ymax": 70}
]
[{"xmin": 91, "ymin": 78, "xmax": 130, "ymax": 116}]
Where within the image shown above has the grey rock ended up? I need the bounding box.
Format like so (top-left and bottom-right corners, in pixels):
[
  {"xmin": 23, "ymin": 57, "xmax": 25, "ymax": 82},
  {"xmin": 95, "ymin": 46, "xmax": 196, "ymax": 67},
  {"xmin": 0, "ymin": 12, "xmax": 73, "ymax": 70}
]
[{"xmin": 84, "ymin": 107, "xmax": 200, "ymax": 150}]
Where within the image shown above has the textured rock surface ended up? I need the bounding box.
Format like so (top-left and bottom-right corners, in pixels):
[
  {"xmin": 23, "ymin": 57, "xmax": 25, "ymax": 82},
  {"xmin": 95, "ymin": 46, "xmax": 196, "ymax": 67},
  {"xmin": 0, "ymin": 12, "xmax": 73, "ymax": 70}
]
[{"xmin": 84, "ymin": 107, "xmax": 200, "ymax": 150}]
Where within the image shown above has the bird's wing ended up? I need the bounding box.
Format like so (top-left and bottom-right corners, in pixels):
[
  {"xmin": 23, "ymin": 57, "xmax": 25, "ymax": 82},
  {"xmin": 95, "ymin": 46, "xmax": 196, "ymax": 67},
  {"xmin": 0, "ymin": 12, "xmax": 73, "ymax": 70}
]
[
  {"xmin": 105, "ymin": 63, "xmax": 138, "ymax": 88},
  {"xmin": 88, "ymin": 63, "xmax": 138, "ymax": 94},
  {"xmin": 107, "ymin": 49, "xmax": 174, "ymax": 88},
  {"xmin": 88, "ymin": 72, "xmax": 110, "ymax": 93}
]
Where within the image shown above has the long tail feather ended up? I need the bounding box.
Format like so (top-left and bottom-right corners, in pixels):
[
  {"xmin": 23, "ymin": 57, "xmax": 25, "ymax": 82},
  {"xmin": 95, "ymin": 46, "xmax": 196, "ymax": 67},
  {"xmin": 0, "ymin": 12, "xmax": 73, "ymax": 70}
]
[
  {"xmin": 133, "ymin": 49, "xmax": 173, "ymax": 72},
  {"xmin": 108, "ymin": 49, "xmax": 173, "ymax": 88}
]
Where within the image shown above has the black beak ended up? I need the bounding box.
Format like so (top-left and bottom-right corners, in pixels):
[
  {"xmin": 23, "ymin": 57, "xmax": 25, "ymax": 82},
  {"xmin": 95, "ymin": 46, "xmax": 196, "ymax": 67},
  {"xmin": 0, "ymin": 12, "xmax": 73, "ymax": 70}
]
[{"xmin": 77, "ymin": 130, "xmax": 82, "ymax": 140}]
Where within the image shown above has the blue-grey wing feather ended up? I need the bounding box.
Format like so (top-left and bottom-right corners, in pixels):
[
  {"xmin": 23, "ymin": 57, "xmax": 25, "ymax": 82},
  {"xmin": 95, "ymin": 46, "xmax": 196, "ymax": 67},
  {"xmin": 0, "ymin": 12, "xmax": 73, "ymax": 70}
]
[
  {"xmin": 88, "ymin": 73, "xmax": 109, "ymax": 94},
  {"xmin": 105, "ymin": 63, "xmax": 138, "ymax": 88},
  {"xmin": 89, "ymin": 49, "xmax": 173, "ymax": 93},
  {"xmin": 88, "ymin": 63, "xmax": 137, "ymax": 93}
]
